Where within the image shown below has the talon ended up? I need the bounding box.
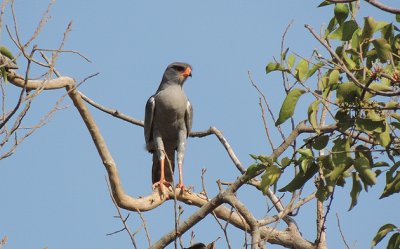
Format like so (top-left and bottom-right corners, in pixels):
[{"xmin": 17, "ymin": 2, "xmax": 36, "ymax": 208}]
[
  {"xmin": 152, "ymin": 180, "xmax": 171, "ymax": 191},
  {"xmin": 176, "ymin": 182, "xmax": 185, "ymax": 191}
]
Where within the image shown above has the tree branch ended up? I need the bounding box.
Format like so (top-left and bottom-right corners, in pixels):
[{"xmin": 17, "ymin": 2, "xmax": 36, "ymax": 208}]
[{"xmin": 7, "ymin": 70, "xmax": 318, "ymax": 248}]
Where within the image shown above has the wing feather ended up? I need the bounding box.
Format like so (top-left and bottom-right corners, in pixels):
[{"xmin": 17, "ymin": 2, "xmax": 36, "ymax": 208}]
[
  {"xmin": 185, "ymin": 100, "xmax": 193, "ymax": 137},
  {"xmin": 144, "ymin": 96, "xmax": 156, "ymax": 149}
]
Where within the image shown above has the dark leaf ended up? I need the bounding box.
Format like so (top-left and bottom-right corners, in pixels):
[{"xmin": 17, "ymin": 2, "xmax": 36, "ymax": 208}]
[
  {"xmin": 279, "ymin": 162, "xmax": 318, "ymax": 192},
  {"xmin": 371, "ymin": 224, "xmax": 397, "ymax": 247},
  {"xmin": 348, "ymin": 172, "xmax": 362, "ymax": 211},
  {"xmin": 388, "ymin": 233, "xmax": 400, "ymax": 249}
]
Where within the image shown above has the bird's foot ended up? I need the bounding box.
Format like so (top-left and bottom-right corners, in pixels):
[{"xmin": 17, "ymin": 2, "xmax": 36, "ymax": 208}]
[
  {"xmin": 152, "ymin": 180, "xmax": 171, "ymax": 192},
  {"xmin": 176, "ymin": 182, "xmax": 185, "ymax": 189}
]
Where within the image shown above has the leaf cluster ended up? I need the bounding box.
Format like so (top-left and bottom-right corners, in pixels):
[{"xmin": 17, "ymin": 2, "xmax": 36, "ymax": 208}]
[{"xmin": 254, "ymin": 2, "xmax": 400, "ymax": 248}]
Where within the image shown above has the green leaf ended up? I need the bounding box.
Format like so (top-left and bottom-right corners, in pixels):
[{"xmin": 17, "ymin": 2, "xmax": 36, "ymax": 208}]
[
  {"xmin": 343, "ymin": 52, "xmax": 357, "ymax": 70},
  {"xmin": 386, "ymin": 101, "xmax": 399, "ymax": 109},
  {"xmin": 245, "ymin": 163, "xmax": 265, "ymax": 179},
  {"xmin": 281, "ymin": 47, "xmax": 289, "ymax": 61},
  {"xmin": 396, "ymin": 14, "xmax": 400, "ymax": 23},
  {"xmin": 326, "ymin": 137, "xmax": 352, "ymax": 181},
  {"xmin": 372, "ymin": 38, "xmax": 392, "ymax": 61},
  {"xmin": 371, "ymin": 224, "xmax": 397, "ymax": 247},
  {"xmin": 287, "ymin": 54, "xmax": 296, "ymax": 70},
  {"xmin": 266, "ymin": 62, "xmax": 286, "ymax": 74},
  {"xmin": 355, "ymin": 144, "xmax": 373, "ymax": 165},
  {"xmin": 0, "ymin": 46, "xmax": 14, "ymax": 60},
  {"xmin": 316, "ymin": 180, "xmax": 330, "ymax": 201},
  {"xmin": 361, "ymin": 16, "xmax": 378, "ymax": 41},
  {"xmin": 318, "ymin": 154, "xmax": 334, "ymax": 170},
  {"xmin": 281, "ymin": 157, "xmax": 291, "ymax": 168},
  {"xmin": 348, "ymin": 172, "xmax": 362, "ymax": 211},
  {"xmin": 381, "ymin": 23, "xmax": 394, "ymax": 41},
  {"xmin": 380, "ymin": 171, "xmax": 400, "ymax": 198},
  {"xmin": 391, "ymin": 113, "xmax": 400, "ymax": 122},
  {"xmin": 297, "ymin": 148, "xmax": 313, "ymax": 158},
  {"xmin": 307, "ymin": 62, "xmax": 324, "ymax": 78},
  {"xmin": 376, "ymin": 122, "xmax": 391, "ymax": 147},
  {"xmin": 351, "ymin": 28, "xmax": 362, "ymax": 50},
  {"xmin": 275, "ymin": 88, "xmax": 306, "ymax": 126},
  {"xmin": 329, "ymin": 20, "xmax": 358, "ymax": 41},
  {"xmin": 355, "ymin": 117, "xmax": 386, "ymax": 133},
  {"xmin": 328, "ymin": 69, "xmax": 340, "ymax": 86},
  {"xmin": 391, "ymin": 122, "xmax": 400, "ymax": 130},
  {"xmin": 250, "ymin": 154, "xmax": 259, "ymax": 160},
  {"xmin": 388, "ymin": 233, "xmax": 400, "ymax": 249},
  {"xmin": 308, "ymin": 100, "xmax": 320, "ymax": 132},
  {"xmin": 354, "ymin": 157, "xmax": 377, "ymax": 186},
  {"xmin": 325, "ymin": 17, "xmax": 338, "ymax": 38},
  {"xmin": 313, "ymin": 135, "xmax": 329, "ymax": 150},
  {"xmin": 295, "ymin": 59, "xmax": 309, "ymax": 81},
  {"xmin": 300, "ymin": 158, "xmax": 312, "ymax": 174},
  {"xmin": 279, "ymin": 162, "xmax": 318, "ymax": 192},
  {"xmin": 374, "ymin": 161, "xmax": 389, "ymax": 167},
  {"xmin": 335, "ymin": 109, "xmax": 353, "ymax": 130},
  {"xmin": 260, "ymin": 165, "xmax": 282, "ymax": 194},
  {"xmin": 364, "ymin": 82, "xmax": 393, "ymax": 99},
  {"xmin": 318, "ymin": 0, "xmax": 333, "ymax": 7},
  {"xmin": 334, "ymin": 3, "xmax": 349, "ymax": 24},
  {"xmin": 336, "ymin": 82, "xmax": 361, "ymax": 104}
]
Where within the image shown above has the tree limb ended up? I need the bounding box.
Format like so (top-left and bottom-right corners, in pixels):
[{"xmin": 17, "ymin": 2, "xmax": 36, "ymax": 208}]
[{"xmin": 327, "ymin": 0, "xmax": 400, "ymax": 14}]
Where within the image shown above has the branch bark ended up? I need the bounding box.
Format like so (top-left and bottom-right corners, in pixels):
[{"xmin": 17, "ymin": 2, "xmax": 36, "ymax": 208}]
[
  {"xmin": 327, "ymin": 0, "xmax": 400, "ymax": 14},
  {"xmin": 6, "ymin": 71, "xmax": 318, "ymax": 248}
]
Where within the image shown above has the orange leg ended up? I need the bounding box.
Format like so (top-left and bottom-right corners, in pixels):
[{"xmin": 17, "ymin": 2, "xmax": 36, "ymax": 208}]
[
  {"xmin": 177, "ymin": 163, "xmax": 185, "ymax": 189},
  {"xmin": 152, "ymin": 158, "xmax": 171, "ymax": 191}
]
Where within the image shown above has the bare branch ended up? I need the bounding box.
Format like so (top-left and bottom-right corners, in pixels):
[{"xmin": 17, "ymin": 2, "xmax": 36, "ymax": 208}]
[
  {"xmin": 327, "ymin": 0, "xmax": 400, "ymax": 14},
  {"xmin": 106, "ymin": 177, "xmax": 138, "ymax": 249},
  {"xmin": 336, "ymin": 213, "xmax": 351, "ymax": 249},
  {"xmin": 224, "ymin": 194, "xmax": 261, "ymax": 249}
]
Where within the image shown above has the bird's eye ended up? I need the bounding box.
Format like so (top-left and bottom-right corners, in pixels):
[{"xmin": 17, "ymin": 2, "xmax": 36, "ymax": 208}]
[{"xmin": 173, "ymin": 65, "xmax": 185, "ymax": 71}]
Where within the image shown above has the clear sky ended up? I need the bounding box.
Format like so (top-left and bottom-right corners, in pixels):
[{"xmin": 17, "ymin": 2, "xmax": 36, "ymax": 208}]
[{"xmin": 1, "ymin": 1, "xmax": 398, "ymax": 249}]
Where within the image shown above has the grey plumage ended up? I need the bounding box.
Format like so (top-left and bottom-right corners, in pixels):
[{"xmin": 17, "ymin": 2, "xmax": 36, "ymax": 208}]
[{"xmin": 144, "ymin": 62, "xmax": 193, "ymax": 188}]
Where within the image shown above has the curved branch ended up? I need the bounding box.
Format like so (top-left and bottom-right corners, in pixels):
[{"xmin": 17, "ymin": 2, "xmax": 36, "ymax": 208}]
[
  {"xmin": 7, "ymin": 69, "xmax": 74, "ymax": 90},
  {"xmin": 7, "ymin": 72, "xmax": 316, "ymax": 248},
  {"xmin": 327, "ymin": 0, "xmax": 400, "ymax": 14},
  {"xmin": 365, "ymin": 0, "xmax": 400, "ymax": 14}
]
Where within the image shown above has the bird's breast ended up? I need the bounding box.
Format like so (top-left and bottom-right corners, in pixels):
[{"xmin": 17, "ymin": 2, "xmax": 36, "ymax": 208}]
[{"xmin": 153, "ymin": 87, "xmax": 188, "ymax": 133}]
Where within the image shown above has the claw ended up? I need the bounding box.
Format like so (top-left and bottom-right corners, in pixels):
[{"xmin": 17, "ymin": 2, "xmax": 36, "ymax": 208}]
[
  {"xmin": 152, "ymin": 179, "xmax": 171, "ymax": 191},
  {"xmin": 176, "ymin": 182, "xmax": 185, "ymax": 190}
]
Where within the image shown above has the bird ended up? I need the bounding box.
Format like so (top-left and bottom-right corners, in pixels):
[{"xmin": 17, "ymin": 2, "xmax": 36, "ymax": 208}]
[
  {"xmin": 144, "ymin": 62, "xmax": 193, "ymax": 191},
  {"xmin": 183, "ymin": 243, "xmax": 206, "ymax": 249},
  {"xmin": 184, "ymin": 242, "xmax": 217, "ymax": 249}
]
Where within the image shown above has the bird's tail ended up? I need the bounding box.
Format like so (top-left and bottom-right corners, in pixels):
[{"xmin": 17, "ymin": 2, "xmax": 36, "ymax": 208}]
[{"xmin": 152, "ymin": 149, "xmax": 175, "ymax": 184}]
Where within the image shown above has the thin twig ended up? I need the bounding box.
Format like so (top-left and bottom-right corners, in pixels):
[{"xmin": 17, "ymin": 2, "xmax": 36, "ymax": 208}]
[
  {"xmin": 201, "ymin": 169, "xmax": 232, "ymax": 249},
  {"xmin": 137, "ymin": 209, "xmax": 152, "ymax": 247},
  {"xmin": 105, "ymin": 177, "xmax": 138, "ymax": 249},
  {"xmin": 336, "ymin": 213, "xmax": 351, "ymax": 249}
]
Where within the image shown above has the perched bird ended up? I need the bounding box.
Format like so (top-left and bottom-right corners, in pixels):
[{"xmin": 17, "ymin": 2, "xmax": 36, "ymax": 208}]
[
  {"xmin": 144, "ymin": 62, "xmax": 193, "ymax": 190},
  {"xmin": 184, "ymin": 242, "xmax": 216, "ymax": 249},
  {"xmin": 183, "ymin": 243, "xmax": 206, "ymax": 249}
]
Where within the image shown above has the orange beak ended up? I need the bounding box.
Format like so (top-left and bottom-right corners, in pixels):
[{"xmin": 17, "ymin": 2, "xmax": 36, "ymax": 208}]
[{"xmin": 182, "ymin": 67, "xmax": 192, "ymax": 77}]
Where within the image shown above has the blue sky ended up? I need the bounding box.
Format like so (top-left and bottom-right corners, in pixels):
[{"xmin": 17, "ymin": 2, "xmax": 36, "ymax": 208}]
[{"xmin": 1, "ymin": 1, "xmax": 399, "ymax": 248}]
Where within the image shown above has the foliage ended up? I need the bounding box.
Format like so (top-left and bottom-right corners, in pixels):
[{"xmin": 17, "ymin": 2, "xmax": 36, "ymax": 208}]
[{"xmin": 260, "ymin": 1, "xmax": 400, "ymax": 248}]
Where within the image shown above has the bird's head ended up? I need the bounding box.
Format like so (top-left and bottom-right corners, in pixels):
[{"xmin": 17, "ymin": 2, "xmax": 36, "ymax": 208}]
[{"xmin": 162, "ymin": 62, "xmax": 192, "ymax": 85}]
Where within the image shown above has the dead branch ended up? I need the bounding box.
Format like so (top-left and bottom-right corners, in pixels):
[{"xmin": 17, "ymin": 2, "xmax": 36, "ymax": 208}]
[{"xmin": 106, "ymin": 177, "xmax": 138, "ymax": 249}]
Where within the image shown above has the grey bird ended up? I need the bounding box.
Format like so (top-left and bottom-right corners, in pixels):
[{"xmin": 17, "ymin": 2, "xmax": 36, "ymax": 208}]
[{"xmin": 144, "ymin": 62, "xmax": 193, "ymax": 190}]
